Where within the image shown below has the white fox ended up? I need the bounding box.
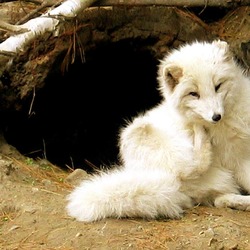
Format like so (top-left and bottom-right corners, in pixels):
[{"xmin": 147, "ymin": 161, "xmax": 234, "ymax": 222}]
[{"xmin": 66, "ymin": 40, "xmax": 250, "ymax": 222}]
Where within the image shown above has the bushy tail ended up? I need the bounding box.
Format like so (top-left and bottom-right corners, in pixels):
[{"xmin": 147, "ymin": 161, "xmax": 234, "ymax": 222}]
[{"xmin": 66, "ymin": 168, "xmax": 192, "ymax": 222}]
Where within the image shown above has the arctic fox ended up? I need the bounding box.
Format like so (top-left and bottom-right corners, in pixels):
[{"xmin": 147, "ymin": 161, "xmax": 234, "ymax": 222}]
[{"xmin": 66, "ymin": 40, "xmax": 250, "ymax": 222}]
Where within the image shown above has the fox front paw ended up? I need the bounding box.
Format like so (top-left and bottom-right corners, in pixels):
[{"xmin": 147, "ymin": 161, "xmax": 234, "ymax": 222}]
[{"xmin": 192, "ymin": 125, "xmax": 212, "ymax": 175}]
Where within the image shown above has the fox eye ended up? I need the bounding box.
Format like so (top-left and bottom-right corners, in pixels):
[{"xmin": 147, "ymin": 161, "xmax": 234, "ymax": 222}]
[
  {"xmin": 189, "ymin": 92, "xmax": 200, "ymax": 98},
  {"xmin": 215, "ymin": 83, "xmax": 222, "ymax": 92}
]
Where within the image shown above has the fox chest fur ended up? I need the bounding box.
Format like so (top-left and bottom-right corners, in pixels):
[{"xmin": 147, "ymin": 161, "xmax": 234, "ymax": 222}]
[{"xmin": 208, "ymin": 117, "xmax": 250, "ymax": 171}]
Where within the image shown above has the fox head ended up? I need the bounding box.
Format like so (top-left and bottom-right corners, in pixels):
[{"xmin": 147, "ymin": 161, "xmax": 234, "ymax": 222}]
[{"xmin": 157, "ymin": 40, "xmax": 243, "ymax": 125}]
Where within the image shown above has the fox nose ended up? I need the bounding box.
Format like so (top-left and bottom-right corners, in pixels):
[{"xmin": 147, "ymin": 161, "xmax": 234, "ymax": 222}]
[{"xmin": 212, "ymin": 113, "xmax": 221, "ymax": 122}]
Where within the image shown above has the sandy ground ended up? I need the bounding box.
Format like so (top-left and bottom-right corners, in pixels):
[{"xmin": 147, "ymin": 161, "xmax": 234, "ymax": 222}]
[{"xmin": 1, "ymin": 143, "xmax": 250, "ymax": 250}]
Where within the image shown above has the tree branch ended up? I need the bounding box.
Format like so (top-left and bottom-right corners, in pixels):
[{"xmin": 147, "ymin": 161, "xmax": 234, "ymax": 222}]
[
  {"xmin": 0, "ymin": 20, "xmax": 29, "ymax": 34},
  {"xmin": 0, "ymin": 50, "xmax": 16, "ymax": 57},
  {"xmin": 16, "ymin": 0, "xmax": 64, "ymax": 25}
]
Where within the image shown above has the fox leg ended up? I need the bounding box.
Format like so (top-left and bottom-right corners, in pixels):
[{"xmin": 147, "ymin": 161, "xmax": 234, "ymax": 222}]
[
  {"xmin": 178, "ymin": 125, "xmax": 212, "ymax": 180},
  {"xmin": 192, "ymin": 125, "xmax": 212, "ymax": 174},
  {"xmin": 214, "ymin": 193, "xmax": 250, "ymax": 211},
  {"xmin": 234, "ymin": 161, "xmax": 250, "ymax": 194},
  {"xmin": 119, "ymin": 117, "xmax": 169, "ymax": 169}
]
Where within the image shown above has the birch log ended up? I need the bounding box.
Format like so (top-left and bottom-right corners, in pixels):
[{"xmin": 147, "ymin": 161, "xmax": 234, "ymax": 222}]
[{"xmin": 0, "ymin": 0, "xmax": 97, "ymax": 65}]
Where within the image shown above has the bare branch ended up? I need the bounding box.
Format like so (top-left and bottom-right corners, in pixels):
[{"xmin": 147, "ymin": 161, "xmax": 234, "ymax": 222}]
[
  {"xmin": 16, "ymin": 0, "xmax": 64, "ymax": 25},
  {"xmin": 0, "ymin": 20, "xmax": 29, "ymax": 34},
  {"xmin": 0, "ymin": 50, "xmax": 16, "ymax": 57}
]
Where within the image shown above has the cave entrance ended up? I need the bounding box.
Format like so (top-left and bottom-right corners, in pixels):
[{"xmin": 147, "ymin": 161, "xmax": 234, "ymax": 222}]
[{"xmin": 3, "ymin": 40, "xmax": 162, "ymax": 172}]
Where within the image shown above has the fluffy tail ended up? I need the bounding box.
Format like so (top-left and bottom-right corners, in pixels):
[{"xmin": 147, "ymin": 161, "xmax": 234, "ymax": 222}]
[{"xmin": 66, "ymin": 168, "xmax": 192, "ymax": 222}]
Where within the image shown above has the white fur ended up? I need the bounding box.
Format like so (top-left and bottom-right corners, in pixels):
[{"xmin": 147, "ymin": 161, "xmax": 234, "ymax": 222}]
[
  {"xmin": 66, "ymin": 168, "xmax": 192, "ymax": 222},
  {"xmin": 66, "ymin": 40, "xmax": 250, "ymax": 222}
]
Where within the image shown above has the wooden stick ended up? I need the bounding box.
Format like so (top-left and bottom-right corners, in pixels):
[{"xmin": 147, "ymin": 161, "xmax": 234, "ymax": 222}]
[{"xmin": 0, "ymin": 20, "xmax": 29, "ymax": 34}]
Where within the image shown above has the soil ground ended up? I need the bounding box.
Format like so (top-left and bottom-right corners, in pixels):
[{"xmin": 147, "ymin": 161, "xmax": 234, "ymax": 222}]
[{"xmin": 0, "ymin": 143, "xmax": 250, "ymax": 250}]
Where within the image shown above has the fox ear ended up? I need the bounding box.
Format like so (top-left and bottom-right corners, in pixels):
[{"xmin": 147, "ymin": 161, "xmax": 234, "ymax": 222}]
[
  {"xmin": 213, "ymin": 40, "xmax": 229, "ymax": 50},
  {"xmin": 163, "ymin": 65, "xmax": 183, "ymax": 91},
  {"xmin": 212, "ymin": 40, "xmax": 232, "ymax": 61}
]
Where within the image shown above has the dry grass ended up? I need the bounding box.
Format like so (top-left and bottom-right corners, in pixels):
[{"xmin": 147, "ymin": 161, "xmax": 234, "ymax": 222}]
[
  {"xmin": 0, "ymin": 153, "xmax": 76, "ymax": 250},
  {"xmin": 2, "ymin": 154, "xmax": 73, "ymax": 190},
  {"xmin": 212, "ymin": 6, "xmax": 250, "ymax": 39},
  {"xmin": 0, "ymin": 205, "xmax": 20, "ymax": 227}
]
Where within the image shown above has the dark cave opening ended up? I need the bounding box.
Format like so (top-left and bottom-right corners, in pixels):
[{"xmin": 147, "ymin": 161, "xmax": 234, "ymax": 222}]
[
  {"xmin": 3, "ymin": 40, "xmax": 162, "ymax": 172},
  {"xmin": 190, "ymin": 6, "xmax": 230, "ymax": 23}
]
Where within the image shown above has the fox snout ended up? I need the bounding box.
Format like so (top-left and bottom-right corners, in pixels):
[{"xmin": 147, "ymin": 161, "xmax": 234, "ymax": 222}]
[
  {"xmin": 201, "ymin": 98, "xmax": 224, "ymax": 124},
  {"xmin": 195, "ymin": 106, "xmax": 224, "ymax": 124},
  {"xmin": 212, "ymin": 113, "xmax": 221, "ymax": 122}
]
